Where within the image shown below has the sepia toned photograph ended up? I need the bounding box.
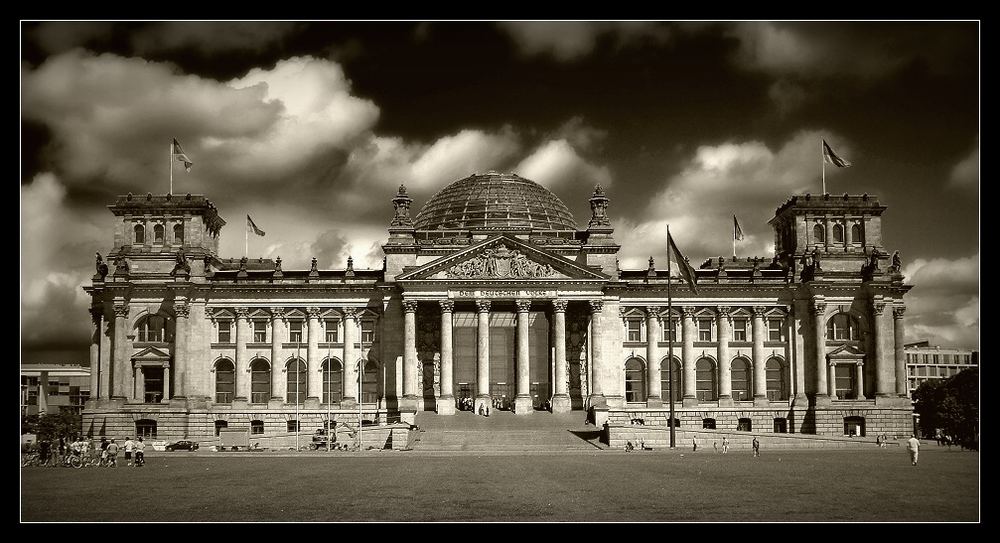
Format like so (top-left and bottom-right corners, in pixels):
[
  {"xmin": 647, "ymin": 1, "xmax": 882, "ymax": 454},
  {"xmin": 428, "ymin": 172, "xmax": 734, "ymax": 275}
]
[{"xmin": 20, "ymin": 20, "xmax": 979, "ymax": 523}]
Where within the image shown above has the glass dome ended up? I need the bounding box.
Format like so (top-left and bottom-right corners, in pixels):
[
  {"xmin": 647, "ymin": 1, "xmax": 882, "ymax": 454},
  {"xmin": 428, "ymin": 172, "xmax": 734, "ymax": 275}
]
[{"xmin": 413, "ymin": 172, "xmax": 577, "ymax": 231}]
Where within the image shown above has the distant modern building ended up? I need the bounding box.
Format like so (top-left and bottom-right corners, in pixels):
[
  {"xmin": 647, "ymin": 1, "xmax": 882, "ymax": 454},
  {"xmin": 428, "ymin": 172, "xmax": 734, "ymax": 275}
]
[
  {"xmin": 21, "ymin": 364, "xmax": 91, "ymax": 417},
  {"xmin": 905, "ymin": 341, "xmax": 978, "ymax": 394},
  {"xmin": 82, "ymin": 172, "xmax": 915, "ymax": 441}
]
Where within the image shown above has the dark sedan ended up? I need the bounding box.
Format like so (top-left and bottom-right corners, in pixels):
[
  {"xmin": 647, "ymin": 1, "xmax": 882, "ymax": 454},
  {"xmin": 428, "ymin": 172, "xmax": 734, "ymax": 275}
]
[{"xmin": 165, "ymin": 440, "xmax": 200, "ymax": 451}]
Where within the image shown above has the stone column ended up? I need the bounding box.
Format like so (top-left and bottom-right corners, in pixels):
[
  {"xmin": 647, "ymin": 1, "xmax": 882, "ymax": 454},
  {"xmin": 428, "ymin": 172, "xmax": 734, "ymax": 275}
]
[
  {"xmin": 134, "ymin": 365, "xmax": 143, "ymax": 402},
  {"xmin": 475, "ymin": 300, "xmax": 491, "ymax": 402},
  {"xmin": 163, "ymin": 365, "xmax": 171, "ymax": 401},
  {"xmin": 89, "ymin": 308, "xmax": 101, "ymax": 402},
  {"xmin": 813, "ymin": 301, "xmax": 828, "ymax": 399},
  {"xmin": 269, "ymin": 307, "xmax": 285, "ymax": 402},
  {"xmin": 717, "ymin": 306, "xmax": 732, "ymax": 403},
  {"xmin": 514, "ymin": 300, "xmax": 533, "ymax": 414},
  {"xmin": 551, "ymin": 300, "xmax": 570, "ymax": 413},
  {"xmin": 824, "ymin": 218, "xmax": 832, "ymax": 251},
  {"xmin": 893, "ymin": 307, "xmax": 908, "ymax": 397},
  {"xmin": 99, "ymin": 316, "xmax": 111, "ymax": 400},
  {"xmin": 871, "ymin": 301, "xmax": 888, "ymax": 397},
  {"xmin": 303, "ymin": 307, "xmax": 320, "ymax": 405},
  {"xmin": 37, "ymin": 370, "xmax": 49, "ymax": 415},
  {"xmin": 791, "ymin": 302, "xmax": 807, "ymax": 400},
  {"xmin": 438, "ymin": 300, "xmax": 456, "ymax": 415},
  {"xmin": 112, "ymin": 302, "xmax": 129, "ymax": 401},
  {"xmin": 172, "ymin": 302, "xmax": 189, "ymax": 400},
  {"xmin": 855, "ymin": 363, "xmax": 866, "ymax": 400},
  {"xmin": 344, "ymin": 307, "xmax": 361, "ymax": 405},
  {"xmin": 845, "ymin": 220, "xmax": 854, "ymax": 245},
  {"xmin": 752, "ymin": 307, "xmax": 767, "ymax": 402},
  {"xmin": 828, "ymin": 363, "xmax": 838, "ymax": 398},
  {"xmin": 234, "ymin": 307, "xmax": 249, "ymax": 402},
  {"xmin": 587, "ymin": 300, "xmax": 606, "ymax": 407},
  {"xmin": 681, "ymin": 307, "xmax": 697, "ymax": 406},
  {"xmin": 645, "ymin": 306, "xmax": 662, "ymax": 407}
]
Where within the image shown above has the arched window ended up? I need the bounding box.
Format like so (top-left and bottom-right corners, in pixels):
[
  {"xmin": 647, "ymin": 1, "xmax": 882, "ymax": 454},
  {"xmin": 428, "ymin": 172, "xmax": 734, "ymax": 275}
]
[
  {"xmin": 624, "ymin": 358, "xmax": 646, "ymax": 403},
  {"xmin": 765, "ymin": 357, "xmax": 789, "ymax": 401},
  {"xmin": 133, "ymin": 224, "xmax": 145, "ymax": 245},
  {"xmin": 833, "ymin": 223, "xmax": 844, "ymax": 243},
  {"xmin": 287, "ymin": 359, "xmax": 307, "ymax": 404},
  {"xmin": 214, "ymin": 420, "xmax": 228, "ymax": 436},
  {"xmin": 136, "ymin": 315, "xmax": 171, "ymax": 342},
  {"xmin": 731, "ymin": 358, "xmax": 752, "ymax": 401},
  {"xmin": 660, "ymin": 357, "xmax": 682, "ymax": 403},
  {"xmin": 153, "ymin": 224, "xmax": 164, "ymax": 244},
  {"xmin": 362, "ymin": 361, "xmax": 379, "ymax": 403},
  {"xmin": 827, "ymin": 313, "xmax": 859, "ymax": 341},
  {"xmin": 250, "ymin": 359, "xmax": 271, "ymax": 404},
  {"xmin": 173, "ymin": 223, "xmax": 184, "ymax": 244},
  {"xmin": 851, "ymin": 224, "xmax": 861, "ymax": 244},
  {"xmin": 702, "ymin": 418, "xmax": 716, "ymax": 429},
  {"xmin": 696, "ymin": 358, "xmax": 717, "ymax": 401},
  {"xmin": 215, "ymin": 359, "xmax": 235, "ymax": 404},
  {"xmin": 135, "ymin": 419, "xmax": 157, "ymax": 439},
  {"xmin": 813, "ymin": 224, "xmax": 825, "ymax": 243},
  {"xmin": 250, "ymin": 420, "xmax": 265, "ymax": 435},
  {"xmin": 322, "ymin": 359, "xmax": 343, "ymax": 404}
]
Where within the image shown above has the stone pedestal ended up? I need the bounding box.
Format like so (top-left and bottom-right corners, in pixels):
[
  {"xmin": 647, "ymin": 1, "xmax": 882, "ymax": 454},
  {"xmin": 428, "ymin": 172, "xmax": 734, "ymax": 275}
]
[
  {"xmin": 304, "ymin": 397, "xmax": 320, "ymax": 409},
  {"xmin": 513, "ymin": 396, "xmax": 533, "ymax": 415},
  {"xmin": 551, "ymin": 394, "xmax": 571, "ymax": 413},
  {"xmin": 436, "ymin": 397, "xmax": 456, "ymax": 415}
]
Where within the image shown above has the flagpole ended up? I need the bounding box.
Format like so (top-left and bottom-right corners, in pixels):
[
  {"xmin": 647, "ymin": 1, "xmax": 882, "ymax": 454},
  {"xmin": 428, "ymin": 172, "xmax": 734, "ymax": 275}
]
[
  {"xmin": 732, "ymin": 218, "xmax": 736, "ymax": 261},
  {"xmin": 245, "ymin": 214, "xmax": 249, "ymax": 259},
  {"xmin": 169, "ymin": 142, "xmax": 173, "ymax": 195},
  {"xmin": 821, "ymin": 140, "xmax": 826, "ymax": 195},
  {"xmin": 666, "ymin": 224, "xmax": 675, "ymax": 449}
]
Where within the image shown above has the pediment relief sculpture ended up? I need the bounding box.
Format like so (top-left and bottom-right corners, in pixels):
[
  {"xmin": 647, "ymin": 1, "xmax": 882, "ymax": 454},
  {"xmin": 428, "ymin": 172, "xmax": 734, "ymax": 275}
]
[{"xmin": 446, "ymin": 244, "xmax": 556, "ymax": 279}]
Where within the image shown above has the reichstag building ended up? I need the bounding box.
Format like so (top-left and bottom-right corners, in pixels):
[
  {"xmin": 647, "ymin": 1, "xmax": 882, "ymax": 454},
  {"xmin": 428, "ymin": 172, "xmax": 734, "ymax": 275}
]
[{"xmin": 83, "ymin": 171, "xmax": 914, "ymax": 440}]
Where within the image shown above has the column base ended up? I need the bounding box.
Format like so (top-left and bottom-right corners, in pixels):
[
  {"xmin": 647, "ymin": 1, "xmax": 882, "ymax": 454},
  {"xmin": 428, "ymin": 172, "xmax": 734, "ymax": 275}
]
[
  {"xmin": 304, "ymin": 397, "xmax": 321, "ymax": 409},
  {"xmin": 753, "ymin": 397, "xmax": 770, "ymax": 407},
  {"xmin": 399, "ymin": 395, "xmax": 419, "ymax": 411},
  {"xmin": 233, "ymin": 398, "xmax": 249, "ymax": 409},
  {"xmin": 646, "ymin": 397, "xmax": 663, "ymax": 408},
  {"xmin": 682, "ymin": 396, "xmax": 699, "ymax": 408},
  {"xmin": 513, "ymin": 395, "xmax": 533, "ymax": 415},
  {"xmin": 169, "ymin": 397, "xmax": 187, "ymax": 408},
  {"xmin": 437, "ymin": 396, "xmax": 456, "ymax": 415},
  {"xmin": 268, "ymin": 397, "xmax": 285, "ymax": 409},
  {"xmin": 341, "ymin": 397, "xmax": 359, "ymax": 409},
  {"xmin": 718, "ymin": 396, "xmax": 734, "ymax": 407},
  {"xmin": 813, "ymin": 393, "xmax": 833, "ymax": 407},
  {"xmin": 587, "ymin": 394, "xmax": 607, "ymax": 408},
  {"xmin": 551, "ymin": 394, "xmax": 572, "ymax": 413}
]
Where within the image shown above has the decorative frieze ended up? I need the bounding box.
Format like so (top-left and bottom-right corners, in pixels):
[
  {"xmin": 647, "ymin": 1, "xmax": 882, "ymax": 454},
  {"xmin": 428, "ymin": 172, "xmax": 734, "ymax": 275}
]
[{"xmin": 446, "ymin": 244, "xmax": 555, "ymax": 279}]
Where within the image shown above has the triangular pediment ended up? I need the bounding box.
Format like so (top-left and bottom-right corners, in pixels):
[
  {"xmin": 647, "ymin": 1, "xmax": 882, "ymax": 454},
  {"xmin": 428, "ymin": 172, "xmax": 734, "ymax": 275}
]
[
  {"xmin": 397, "ymin": 235, "xmax": 608, "ymax": 281},
  {"xmin": 827, "ymin": 343, "xmax": 866, "ymax": 358},
  {"xmin": 132, "ymin": 346, "xmax": 171, "ymax": 360}
]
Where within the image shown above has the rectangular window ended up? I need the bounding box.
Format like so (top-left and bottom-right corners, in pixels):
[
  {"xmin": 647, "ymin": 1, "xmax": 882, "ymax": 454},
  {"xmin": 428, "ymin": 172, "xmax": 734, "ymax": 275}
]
[
  {"xmin": 932, "ymin": 354, "xmax": 939, "ymax": 364},
  {"xmin": 661, "ymin": 320, "xmax": 678, "ymax": 342},
  {"xmin": 217, "ymin": 320, "xmax": 232, "ymax": 343},
  {"xmin": 253, "ymin": 320, "xmax": 267, "ymax": 343},
  {"xmin": 917, "ymin": 366, "xmax": 926, "ymax": 376},
  {"xmin": 361, "ymin": 320, "xmax": 376, "ymax": 343},
  {"xmin": 733, "ymin": 319, "xmax": 748, "ymax": 342},
  {"xmin": 698, "ymin": 319, "xmax": 713, "ymax": 342},
  {"xmin": 768, "ymin": 319, "xmax": 784, "ymax": 342},
  {"xmin": 286, "ymin": 420, "xmax": 300, "ymax": 433},
  {"xmin": 929, "ymin": 366, "xmax": 938, "ymax": 377},
  {"xmin": 835, "ymin": 365, "xmax": 855, "ymax": 399},
  {"xmin": 964, "ymin": 355, "xmax": 971, "ymax": 364},
  {"xmin": 325, "ymin": 319, "xmax": 339, "ymax": 343},
  {"xmin": 627, "ymin": 319, "xmax": 643, "ymax": 342},
  {"xmin": 923, "ymin": 354, "xmax": 930, "ymax": 364},
  {"xmin": 289, "ymin": 321, "xmax": 303, "ymax": 343},
  {"xmin": 251, "ymin": 420, "xmax": 265, "ymax": 435}
]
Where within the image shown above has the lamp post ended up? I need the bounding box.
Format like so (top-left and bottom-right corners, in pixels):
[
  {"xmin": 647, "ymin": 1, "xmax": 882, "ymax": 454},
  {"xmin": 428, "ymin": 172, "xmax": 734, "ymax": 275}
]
[
  {"xmin": 295, "ymin": 341, "xmax": 300, "ymax": 452},
  {"xmin": 327, "ymin": 340, "xmax": 332, "ymax": 453},
  {"xmin": 357, "ymin": 315, "xmax": 364, "ymax": 452}
]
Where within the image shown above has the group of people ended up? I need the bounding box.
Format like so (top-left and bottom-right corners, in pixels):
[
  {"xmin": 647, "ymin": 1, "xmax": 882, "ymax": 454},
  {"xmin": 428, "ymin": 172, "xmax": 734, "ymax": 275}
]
[
  {"xmin": 25, "ymin": 435, "xmax": 147, "ymax": 467},
  {"xmin": 874, "ymin": 433, "xmax": 891, "ymax": 448},
  {"xmin": 688, "ymin": 435, "xmax": 760, "ymax": 456}
]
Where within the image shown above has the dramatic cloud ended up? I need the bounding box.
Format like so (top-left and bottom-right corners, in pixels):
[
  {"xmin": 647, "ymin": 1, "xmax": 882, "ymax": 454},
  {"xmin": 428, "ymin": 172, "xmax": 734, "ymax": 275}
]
[
  {"xmin": 130, "ymin": 22, "xmax": 298, "ymax": 55},
  {"xmin": 515, "ymin": 139, "xmax": 611, "ymax": 190},
  {"xmin": 901, "ymin": 253, "xmax": 979, "ymax": 348},
  {"xmin": 21, "ymin": 174, "xmax": 108, "ymax": 349},
  {"xmin": 949, "ymin": 142, "xmax": 979, "ymax": 189},
  {"xmin": 615, "ymin": 130, "xmax": 838, "ymax": 269},
  {"xmin": 29, "ymin": 22, "xmax": 115, "ymax": 55},
  {"xmin": 499, "ymin": 22, "xmax": 670, "ymax": 61}
]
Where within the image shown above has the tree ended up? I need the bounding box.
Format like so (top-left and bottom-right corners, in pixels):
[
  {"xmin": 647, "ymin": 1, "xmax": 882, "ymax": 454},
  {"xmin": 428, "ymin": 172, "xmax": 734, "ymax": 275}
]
[
  {"xmin": 912, "ymin": 368, "xmax": 979, "ymax": 450},
  {"xmin": 21, "ymin": 410, "xmax": 82, "ymax": 442}
]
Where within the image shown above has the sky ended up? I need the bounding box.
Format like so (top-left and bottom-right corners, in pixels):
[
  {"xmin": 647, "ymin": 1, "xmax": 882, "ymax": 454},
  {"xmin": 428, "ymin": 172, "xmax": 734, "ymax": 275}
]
[{"xmin": 20, "ymin": 21, "xmax": 979, "ymax": 364}]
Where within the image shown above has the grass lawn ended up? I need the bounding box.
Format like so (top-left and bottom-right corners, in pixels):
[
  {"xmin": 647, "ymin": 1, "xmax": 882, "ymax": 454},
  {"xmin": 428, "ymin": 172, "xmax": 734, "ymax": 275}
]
[{"xmin": 21, "ymin": 447, "xmax": 978, "ymax": 522}]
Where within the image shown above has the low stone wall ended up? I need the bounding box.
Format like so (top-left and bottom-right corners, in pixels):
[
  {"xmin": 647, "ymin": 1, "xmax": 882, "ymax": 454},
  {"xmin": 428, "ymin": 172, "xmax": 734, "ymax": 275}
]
[{"xmin": 607, "ymin": 425, "xmax": 902, "ymax": 451}]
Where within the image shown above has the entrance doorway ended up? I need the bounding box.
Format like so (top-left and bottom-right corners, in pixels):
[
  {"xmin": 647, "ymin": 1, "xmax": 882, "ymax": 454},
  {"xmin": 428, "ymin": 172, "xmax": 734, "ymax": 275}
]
[{"xmin": 143, "ymin": 366, "xmax": 164, "ymax": 403}]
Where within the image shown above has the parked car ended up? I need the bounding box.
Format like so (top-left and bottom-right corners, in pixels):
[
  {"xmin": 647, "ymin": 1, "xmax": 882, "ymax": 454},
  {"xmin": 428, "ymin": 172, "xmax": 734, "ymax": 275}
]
[{"xmin": 165, "ymin": 440, "xmax": 200, "ymax": 451}]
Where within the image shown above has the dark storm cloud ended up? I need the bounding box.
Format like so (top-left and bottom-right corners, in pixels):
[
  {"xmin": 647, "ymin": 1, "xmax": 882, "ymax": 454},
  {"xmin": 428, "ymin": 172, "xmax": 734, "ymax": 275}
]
[{"xmin": 498, "ymin": 21, "xmax": 671, "ymax": 61}]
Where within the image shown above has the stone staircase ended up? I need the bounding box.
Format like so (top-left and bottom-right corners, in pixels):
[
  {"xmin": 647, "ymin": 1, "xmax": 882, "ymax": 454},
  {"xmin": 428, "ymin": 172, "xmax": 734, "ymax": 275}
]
[{"xmin": 412, "ymin": 411, "xmax": 603, "ymax": 452}]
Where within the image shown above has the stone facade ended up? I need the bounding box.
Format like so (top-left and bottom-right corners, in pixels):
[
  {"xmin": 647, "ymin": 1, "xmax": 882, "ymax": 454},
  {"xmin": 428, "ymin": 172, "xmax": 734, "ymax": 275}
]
[{"xmin": 83, "ymin": 176, "xmax": 914, "ymax": 441}]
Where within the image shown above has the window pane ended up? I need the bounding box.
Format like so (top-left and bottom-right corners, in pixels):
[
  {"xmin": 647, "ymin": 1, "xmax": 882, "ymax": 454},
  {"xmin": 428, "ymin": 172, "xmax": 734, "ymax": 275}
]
[
  {"xmin": 325, "ymin": 320, "xmax": 339, "ymax": 343},
  {"xmin": 698, "ymin": 320, "xmax": 712, "ymax": 341},
  {"xmin": 254, "ymin": 321, "xmax": 267, "ymax": 342},
  {"xmin": 765, "ymin": 358, "xmax": 787, "ymax": 401},
  {"xmin": 218, "ymin": 320, "xmax": 231, "ymax": 343},
  {"xmin": 289, "ymin": 321, "xmax": 303, "ymax": 343},
  {"xmin": 173, "ymin": 224, "xmax": 184, "ymax": 244},
  {"xmin": 731, "ymin": 359, "xmax": 751, "ymax": 400},
  {"xmin": 323, "ymin": 360, "xmax": 343, "ymax": 404},
  {"xmin": 696, "ymin": 359, "xmax": 715, "ymax": 400},
  {"xmin": 768, "ymin": 320, "xmax": 783, "ymax": 341},
  {"xmin": 733, "ymin": 319, "xmax": 747, "ymax": 341},
  {"xmin": 835, "ymin": 365, "xmax": 855, "ymax": 399},
  {"xmin": 624, "ymin": 359, "xmax": 644, "ymax": 402},
  {"xmin": 361, "ymin": 320, "xmax": 375, "ymax": 343}
]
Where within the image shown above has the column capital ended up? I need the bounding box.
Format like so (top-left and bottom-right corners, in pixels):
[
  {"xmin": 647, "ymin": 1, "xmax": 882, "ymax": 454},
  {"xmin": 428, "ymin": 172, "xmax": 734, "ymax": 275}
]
[
  {"xmin": 588, "ymin": 299, "xmax": 604, "ymax": 313},
  {"xmin": 893, "ymin": 306, "xmax": 906, "ymax": 319},
  {"xmin": 174, "ymin": 303, "xmax": 190, "ymax": 318},
  {"xmin": 680, "ymin": 306, "xmax": 696, "ymax": 319},
  {"xmin": 645, "ymin": 306, "xmax": 661, "ymax": 318},
  {"xmin": 752, "ymin": 306, "xmax": 767, "ymax": 318},
  {"xmin": 551, "ymin": 299, "xmax": 568, "ymax": 312},
  {"xmin": 439, "ymin": 300, "xmax": 455, "ymax": 313},
  {"xmin": 402, "ymin": 300, "xmax": 419, "ymax": 314},
  {"xmin": 306, "ymin": 306, "xmax": 322, "ymax": 319},
  {"xmin": 515, "ymin": 300, "xmax": 531, "ymax": 313},
  {"xmin": 344, "ymin": 306, "xmax": 360, "ymax": 321},
  {"xmin": 235, "ymin": 306, "xmax": 249, "ymax": 320},
  {"xmin": 872, "ymin": 301, "xmax": 887, "ymax": 316},
  {"xmin": 270, "ymin": 307, "xmax": 285, "ymax": 320},
  {"xmin": 717, "ymin": 305, "xmax": 731, "ymax": 317},
  {"xmin": 90, "ymin": 306, "xmax": 103, "ymax": 325},
  {"xmin": 475, "ymin": 299, "xmax": 492, "ymax": 313},
  {"xmin": 811, "ymin": 301, "xmax": 826, "ymax": 316},
  {"xmin": 113, "ymin": 303, "xmax": 129, "ymax": 319}
]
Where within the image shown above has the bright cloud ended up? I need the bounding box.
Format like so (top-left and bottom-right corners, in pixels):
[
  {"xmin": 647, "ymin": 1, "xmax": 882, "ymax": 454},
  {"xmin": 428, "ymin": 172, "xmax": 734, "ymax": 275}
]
[
  {"xmin": 949, "ymin": 142, "xmax": 979, "ymax": 189},
  {"xmin": 515, "ymin": 139, "xmax": 611, "ymax": 190},
  {"xmin": 901, "ymin": 253, "xmax": 979, "ymax": 348}
]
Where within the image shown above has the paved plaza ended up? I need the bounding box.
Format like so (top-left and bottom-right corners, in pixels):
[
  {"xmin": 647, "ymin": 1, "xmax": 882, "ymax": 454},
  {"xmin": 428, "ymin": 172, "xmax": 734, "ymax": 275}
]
[{"xmin": 21, "ymin": 446, "xmax": 978, "ymax": 522}]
